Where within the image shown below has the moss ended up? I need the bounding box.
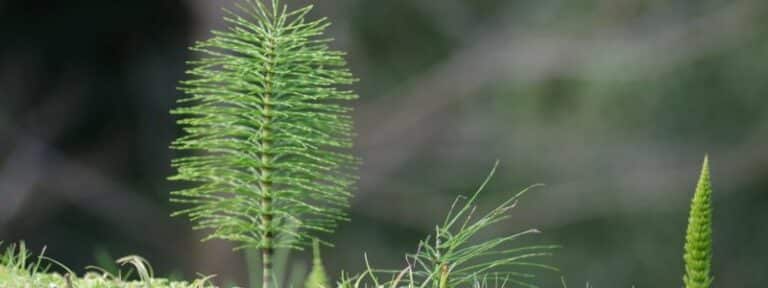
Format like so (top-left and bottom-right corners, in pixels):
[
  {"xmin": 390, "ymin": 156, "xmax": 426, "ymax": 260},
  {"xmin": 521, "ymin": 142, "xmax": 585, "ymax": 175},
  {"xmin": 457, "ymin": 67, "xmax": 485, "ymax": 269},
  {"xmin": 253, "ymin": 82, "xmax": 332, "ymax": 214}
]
[{"xmin": 0, "ymin": 266, "xmax": 213, "ymax": 288}]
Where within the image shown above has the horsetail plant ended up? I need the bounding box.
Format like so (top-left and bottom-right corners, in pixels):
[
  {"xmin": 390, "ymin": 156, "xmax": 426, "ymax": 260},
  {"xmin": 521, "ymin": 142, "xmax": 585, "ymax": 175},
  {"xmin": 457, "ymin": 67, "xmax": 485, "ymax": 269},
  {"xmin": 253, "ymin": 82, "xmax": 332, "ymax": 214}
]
[
  {"xmin": 169, "ymin": 0, "xmax": 358, "ymax": 287},
  {"xmin": 682, "ymin": 156, "xmax": 714, "ymax": 288},
  {"xmin": 343, "ymin": 162, "xmax": 558, "ymax": 288},
  {"xmin": 304, "ymin": 239, "xmax": 330, "ymax": 288},
  {"xmin": 405, "ymin": 163, "xmax": 558, "ymax": 288}
]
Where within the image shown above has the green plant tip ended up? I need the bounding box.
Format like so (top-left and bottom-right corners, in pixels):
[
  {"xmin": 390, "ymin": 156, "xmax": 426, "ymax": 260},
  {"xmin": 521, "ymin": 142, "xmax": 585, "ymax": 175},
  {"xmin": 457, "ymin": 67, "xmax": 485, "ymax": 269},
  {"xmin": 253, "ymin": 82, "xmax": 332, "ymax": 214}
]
[{"xmin": 682, "ymin": 155, "xmax": 714, "ymax": 288}]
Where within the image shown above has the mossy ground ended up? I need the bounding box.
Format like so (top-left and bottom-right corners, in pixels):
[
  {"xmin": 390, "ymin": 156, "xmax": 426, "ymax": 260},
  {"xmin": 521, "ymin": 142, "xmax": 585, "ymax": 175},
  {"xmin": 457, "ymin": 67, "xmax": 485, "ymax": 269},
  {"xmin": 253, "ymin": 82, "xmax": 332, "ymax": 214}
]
[
  {"xmin": 0, "ymin": 265, "xmax": 213, "ymax": 288},
  {"xmin": 0, "ymin": 243, "xmax": 214, "ymax": 288}
]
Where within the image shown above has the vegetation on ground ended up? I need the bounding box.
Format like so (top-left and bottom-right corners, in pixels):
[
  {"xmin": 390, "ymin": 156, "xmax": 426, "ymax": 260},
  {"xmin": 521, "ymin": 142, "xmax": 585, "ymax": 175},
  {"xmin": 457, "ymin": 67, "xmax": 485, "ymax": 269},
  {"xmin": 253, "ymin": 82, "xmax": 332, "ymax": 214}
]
[
  {"xmin": 0, "ymin": 242, "xmax": 214, "ymax": 288},
  {"xmin": 0, "ymin": 0, "xmax": 720, "ymax": 287}
]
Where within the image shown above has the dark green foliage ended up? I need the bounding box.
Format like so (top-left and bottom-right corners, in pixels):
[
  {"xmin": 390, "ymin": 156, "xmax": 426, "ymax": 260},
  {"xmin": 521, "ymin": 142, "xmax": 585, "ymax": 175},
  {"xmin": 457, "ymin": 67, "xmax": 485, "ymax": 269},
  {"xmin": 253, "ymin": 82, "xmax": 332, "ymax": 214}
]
[{"xmin": 683, "ymin": 156, "xmax": 714, "ymax": 288}]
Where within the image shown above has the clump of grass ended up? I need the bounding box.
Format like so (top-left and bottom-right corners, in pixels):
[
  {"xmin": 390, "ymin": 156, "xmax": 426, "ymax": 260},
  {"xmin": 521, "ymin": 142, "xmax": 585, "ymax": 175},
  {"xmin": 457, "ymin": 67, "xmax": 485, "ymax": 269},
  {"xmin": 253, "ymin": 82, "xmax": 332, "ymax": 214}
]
[
  {"xmin": 339, "ymin": 162, "xmax": 558, "ymax": 288},
  {"xmin": 0, "ymin": 242, "xmax": 215, "ymax": 288}
]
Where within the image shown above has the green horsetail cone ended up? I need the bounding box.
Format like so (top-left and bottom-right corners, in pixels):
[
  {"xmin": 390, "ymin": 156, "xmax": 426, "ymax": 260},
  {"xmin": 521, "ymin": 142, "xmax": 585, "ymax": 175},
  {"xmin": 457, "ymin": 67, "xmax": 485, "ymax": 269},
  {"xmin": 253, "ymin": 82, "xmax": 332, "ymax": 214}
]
[{"xmin": 683, "ymin": 156, "xmax": 714, "ymax": 288}]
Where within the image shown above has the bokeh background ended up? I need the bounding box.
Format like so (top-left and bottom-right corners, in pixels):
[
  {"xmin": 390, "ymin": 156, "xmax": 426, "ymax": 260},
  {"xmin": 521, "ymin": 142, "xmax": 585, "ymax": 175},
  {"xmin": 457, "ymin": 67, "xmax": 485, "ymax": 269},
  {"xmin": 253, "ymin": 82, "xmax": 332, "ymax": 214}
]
[{"xmin": 2, "ymin": 0, "xmax": 767, "ymax": 286}]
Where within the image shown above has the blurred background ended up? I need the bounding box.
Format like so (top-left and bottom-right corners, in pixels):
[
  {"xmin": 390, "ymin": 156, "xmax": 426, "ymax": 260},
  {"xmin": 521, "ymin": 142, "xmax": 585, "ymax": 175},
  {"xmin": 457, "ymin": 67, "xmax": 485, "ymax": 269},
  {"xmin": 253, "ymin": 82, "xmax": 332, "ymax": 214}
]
[{"xmin": 1, "ymin": 0, "xmax": 767, "ymax": 286}]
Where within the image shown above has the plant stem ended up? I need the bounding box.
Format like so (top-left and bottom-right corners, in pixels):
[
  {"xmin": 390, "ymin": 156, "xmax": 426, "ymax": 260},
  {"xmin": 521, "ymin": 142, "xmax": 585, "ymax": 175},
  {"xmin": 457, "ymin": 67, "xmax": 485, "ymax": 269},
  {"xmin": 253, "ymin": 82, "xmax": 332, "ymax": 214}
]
[
  {"xmin": 260, "ymin": 34, "xmax": 276, "ymax": 288},
  {"xmin": 259, "ymin": 124, "xmax": 273, "ymax": 288},
  {"xmin": 439, "ymin": 264, "xmax": 449, "ymax": 288},
  {"xmin": 261, "ymin": 238, "xmax": 272, "ymax": 288},
  {"xmin": 260, "ymin": 107, "xmax": 274, "ymax": 288}
]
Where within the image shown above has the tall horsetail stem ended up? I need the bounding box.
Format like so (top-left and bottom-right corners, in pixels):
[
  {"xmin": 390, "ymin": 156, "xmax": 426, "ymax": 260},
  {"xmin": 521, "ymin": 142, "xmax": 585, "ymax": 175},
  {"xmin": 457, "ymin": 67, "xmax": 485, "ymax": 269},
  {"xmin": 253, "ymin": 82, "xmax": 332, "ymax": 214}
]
[
  {"xmin": 169, "ymin": 0, "xmax": 358, "ymax": 287},
  {"xmin": 683, "ymin": 156, "xmax": 714, "ymax": 288}
]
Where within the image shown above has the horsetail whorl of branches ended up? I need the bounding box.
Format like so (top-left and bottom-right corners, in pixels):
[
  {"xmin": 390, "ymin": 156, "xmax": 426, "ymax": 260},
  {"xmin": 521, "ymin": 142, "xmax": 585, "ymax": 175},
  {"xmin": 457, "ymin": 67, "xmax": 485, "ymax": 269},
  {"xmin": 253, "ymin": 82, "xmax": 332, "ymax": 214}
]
[
  {"xmin": 683, "ymin": 156, "xmax": 714, "ymax": 288},
  {"xmin": 169, "ymin": 0, "xmax": 357, "ymax": 287}
]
